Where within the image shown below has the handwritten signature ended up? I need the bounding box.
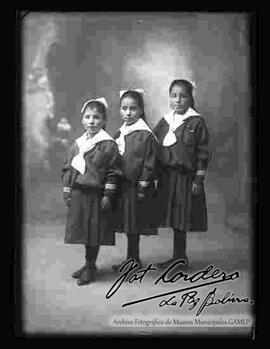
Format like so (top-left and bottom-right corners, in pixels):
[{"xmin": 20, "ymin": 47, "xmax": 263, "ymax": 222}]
[{"xmin": 105, "ymin": 259, "xmax": 254, "ymax": 315}]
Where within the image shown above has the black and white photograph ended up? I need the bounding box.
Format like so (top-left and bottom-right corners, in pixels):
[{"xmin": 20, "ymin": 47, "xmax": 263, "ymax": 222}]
[{"xmin": 18, "ymin": 11, "xmax": 255, "ymax": 337}]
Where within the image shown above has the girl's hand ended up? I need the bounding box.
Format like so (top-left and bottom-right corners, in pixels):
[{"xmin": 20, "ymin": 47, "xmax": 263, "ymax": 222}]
[
  {"xmin": 137, "ymin": 192, "xmax": 146, "ymax": 201},
  {"xmin": 101, "ymin": 196, "xmax": 111, "ymax": 210},
  {"xmin": 191, "ymin": 182, "xmax": 203, "ymax": 196},
  {"xmin": 63, "ymin": 192, "xmax": 71, "ymax": 207},
  {"xmin": 65, "ymin": 198, "xmax": 71, "ymax": 207}
]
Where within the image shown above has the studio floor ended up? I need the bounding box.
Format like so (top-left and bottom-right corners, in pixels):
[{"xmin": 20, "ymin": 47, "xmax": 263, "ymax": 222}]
[{"xmin": 21, "ymin": 180, "xmax": 254, "ymax": 337}]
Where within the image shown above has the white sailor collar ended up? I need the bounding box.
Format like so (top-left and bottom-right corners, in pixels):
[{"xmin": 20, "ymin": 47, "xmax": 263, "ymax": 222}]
[
  {"xmin": 118, "ymin": 117, "xmax": 153, "ymax": 135},
  {"xmin": 164, "ymin": 107, "xmax": 200, "ymax": 129}
]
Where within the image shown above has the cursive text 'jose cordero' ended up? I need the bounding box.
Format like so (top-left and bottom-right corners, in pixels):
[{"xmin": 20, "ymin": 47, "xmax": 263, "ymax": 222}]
[{"xmin": 105, "ymin": 259, "xmax": 254, "ymax": 316}]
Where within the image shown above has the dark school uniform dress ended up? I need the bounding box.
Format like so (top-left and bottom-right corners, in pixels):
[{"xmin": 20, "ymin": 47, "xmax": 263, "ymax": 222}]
[
  {"xmin": 114, "ymin": 129, "xmax": 158, "ymax": 236},
  {"xmin": 154, "ymin": 114, "xmax": 210, "ymax": 232},
  {"xmin": 62, "ymin": 139, "xmax": 122, "ymax": 246}
]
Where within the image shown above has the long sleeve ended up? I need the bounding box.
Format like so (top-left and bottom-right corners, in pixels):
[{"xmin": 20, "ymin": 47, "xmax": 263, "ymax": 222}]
[
  {"xmin": 195, "ymin": 118, "xmax": 211, "ymax": 174},
  {"xmin": 61, "ymin": 141, "xmax": 78, "ymax": 191},
  {"xmin": 153, "ymin": 118, "xmax": 172, "ymax": 175},
  {"xmin": 138, "ymin": 134, "xmax": 157, "ymax": 193},
  {"xmin": 103, "ymin": 142, "xmax": 122, "ymax": 198}
]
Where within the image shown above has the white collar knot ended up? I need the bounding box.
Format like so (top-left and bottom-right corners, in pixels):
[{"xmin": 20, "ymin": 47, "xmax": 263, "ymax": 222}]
[
  {"xmin": 71, "ymin": 128, "xmax": 113, "ymax": 174},
  {"xmin": 162, "ymin": 107, "xmax": 200, "ymax": 146}
]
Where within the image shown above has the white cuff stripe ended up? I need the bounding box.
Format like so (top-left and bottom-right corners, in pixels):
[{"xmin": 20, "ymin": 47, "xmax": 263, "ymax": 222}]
[
  {"xmin": 139, "ymin": 181, "xmax": 149, "ymax": 187},
  {"xmin": 105, "ymin": 183, "xmax": 116, "ymax": 190}
]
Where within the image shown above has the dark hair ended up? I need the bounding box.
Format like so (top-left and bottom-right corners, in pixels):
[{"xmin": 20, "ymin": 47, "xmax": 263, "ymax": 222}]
[
  {"xmin": 81, "ymin": 100, "xmax": 107, "ymax": 120},
  {"xmin": 81, "ymin": 100, "xmax": 107, "ymax": 129},
  {"xmin": 119, "ymin": 90, "xmax": 146, "ymax": 121},
  {"xmin": 169, "ymin": 79, "xmax": 195, "ymax": 109}
]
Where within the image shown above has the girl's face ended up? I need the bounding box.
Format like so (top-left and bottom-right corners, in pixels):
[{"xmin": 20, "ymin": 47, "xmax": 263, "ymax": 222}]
[
  {"xmin": 82, "ymin": 107, "xmax": 105, "ymax": 136},
  {"xmin": 120, "ymin": 97, "xmax": 142, "ymax": 126},
  {"xmin": 169, "ymin": 84, "xmax": 191, "ymax": 114}
]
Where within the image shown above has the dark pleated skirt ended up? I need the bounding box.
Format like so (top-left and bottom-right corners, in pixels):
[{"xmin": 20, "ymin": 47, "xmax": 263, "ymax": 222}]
[
  {"xmin": 155, "ymin": 168, "xmax": 208, "ymax": 232},
  {"xmin": 115, "ymin": 181, "xmax": 158, "ymax": 236},
  {"xmin": 64, "ymin": 188, "xmax": 117, "ymax": 246}
]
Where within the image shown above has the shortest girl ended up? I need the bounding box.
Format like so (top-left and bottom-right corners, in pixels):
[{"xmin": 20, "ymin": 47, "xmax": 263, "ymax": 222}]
[{"xmin": 62, "ymin": 98, "xmax": 122, "ymax": 286}]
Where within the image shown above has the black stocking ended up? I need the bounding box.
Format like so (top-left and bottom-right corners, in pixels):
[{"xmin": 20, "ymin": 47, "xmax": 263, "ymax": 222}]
[
  {"xmin": 85, "ymin": 246, "xmax": 100, "ymax": 266},
  {"xmin": 127, "ymin": 234, "xmax": 140, "ymax": 261},
  {"xmin": 173, "ymin": 229, "xmax": 187, "ymax": 259}
]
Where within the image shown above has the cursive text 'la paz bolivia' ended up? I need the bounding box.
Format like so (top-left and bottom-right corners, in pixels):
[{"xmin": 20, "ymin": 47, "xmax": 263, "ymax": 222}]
[{"xmin": 159, "ymin": 287, "xmax": 254, "ymax": 316}]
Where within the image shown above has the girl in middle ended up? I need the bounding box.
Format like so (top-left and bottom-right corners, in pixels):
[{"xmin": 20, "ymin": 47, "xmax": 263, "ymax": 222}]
[{"xmin": 112, "ymin": 89, "xmax": 158, "ymax": 271}]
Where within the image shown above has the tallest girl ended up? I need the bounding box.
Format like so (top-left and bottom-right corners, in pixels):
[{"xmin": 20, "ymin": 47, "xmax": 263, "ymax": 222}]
[{"xmin": 154, "ymin": 79, "xmax": 211, "ymax": 268}]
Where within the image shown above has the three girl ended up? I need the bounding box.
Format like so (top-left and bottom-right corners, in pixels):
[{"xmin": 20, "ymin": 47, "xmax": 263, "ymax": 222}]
[{"xmin": 62, "ymin": 79, "xmax": 210, "ymax": 285}]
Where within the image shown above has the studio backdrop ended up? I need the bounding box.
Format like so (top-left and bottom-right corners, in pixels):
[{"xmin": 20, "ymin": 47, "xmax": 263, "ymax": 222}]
[{"xmin": 20, "ymin": 12, "xmax": 254, "ymax": 336}]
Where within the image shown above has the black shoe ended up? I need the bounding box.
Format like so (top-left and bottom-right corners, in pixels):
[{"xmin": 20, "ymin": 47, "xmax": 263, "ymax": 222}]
[
  {"xmin": 112, "ymin": 259, "xmax": 142, "ymax": 272},
  {"xmin": 72, "ymin": 264, "xmax": 89, "ymax": 279},
  {"xmin": 77, "ymin": 265, "xmax": 97, "ymax": 286},
  {"xmin": 157, "ymin": 257, "xmax": 189, "ymax": 269}
]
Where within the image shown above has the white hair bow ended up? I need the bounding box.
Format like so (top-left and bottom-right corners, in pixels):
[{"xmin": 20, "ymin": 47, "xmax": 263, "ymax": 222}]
[
  {"xmin": 190, "ymin": 81, "xmax": 196, "ymax": 88},
  {"xmin": 119, "ymin": 89, "xmax": 146, "ymax": 98},
  {"xmin": 81, "ymin": 97, "xmax": 109, "ymax": 113}
]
